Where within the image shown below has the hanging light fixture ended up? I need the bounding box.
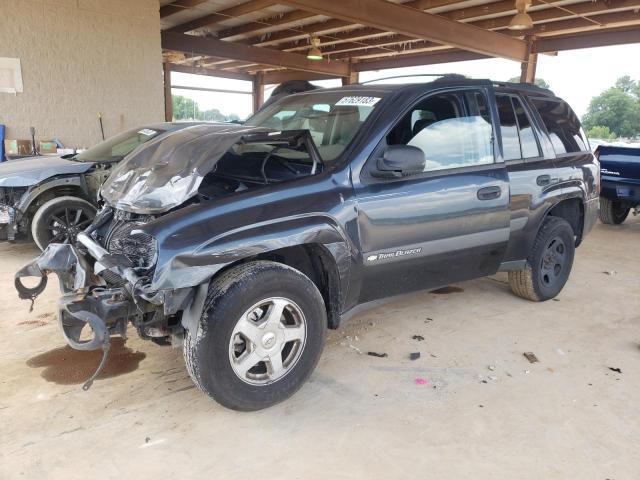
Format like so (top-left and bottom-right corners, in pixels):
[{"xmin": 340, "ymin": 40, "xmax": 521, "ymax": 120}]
[
  {"xmin": 306, "ymin": 36, "xmax": 323, "ymax": 61},
  {"xmin": 508, "ymin": 0, "xmax": 533, "ymax": 30}
]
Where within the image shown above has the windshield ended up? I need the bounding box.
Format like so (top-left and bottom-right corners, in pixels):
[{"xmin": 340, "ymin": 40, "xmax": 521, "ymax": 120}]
[
  {"xmin": 245, "ymin": 90, "xmax": 386, "ymax": 161},
  {"xmin": 74, "ymin": 127, "xmax": 165, "ymax": 162}
]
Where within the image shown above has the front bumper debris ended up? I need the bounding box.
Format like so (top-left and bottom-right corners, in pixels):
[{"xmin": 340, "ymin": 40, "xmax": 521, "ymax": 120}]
[{"xmin": 15, "ymin": 236, "xmax": 142, "ymax": 389}]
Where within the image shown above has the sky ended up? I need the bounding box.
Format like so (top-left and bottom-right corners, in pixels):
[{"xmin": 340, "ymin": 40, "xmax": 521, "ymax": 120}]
[{"xmin": 171, "ymin": 43, "xmax": 640, "ymax": 120}]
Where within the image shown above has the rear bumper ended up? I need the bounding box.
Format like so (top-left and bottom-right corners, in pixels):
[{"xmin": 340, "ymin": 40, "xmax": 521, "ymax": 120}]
[{"xmin": 601, "ymin": 177, "xmax": 640, "ymax": 205}]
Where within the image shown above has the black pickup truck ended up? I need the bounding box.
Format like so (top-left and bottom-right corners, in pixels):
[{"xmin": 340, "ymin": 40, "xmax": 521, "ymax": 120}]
[
  {"xmin": 596, "ymin": 145, "xmax": 640, "ymax": 224},
  {"xmin": 16, "ymin": 78, "xmax": 599, "ymax": 410}
]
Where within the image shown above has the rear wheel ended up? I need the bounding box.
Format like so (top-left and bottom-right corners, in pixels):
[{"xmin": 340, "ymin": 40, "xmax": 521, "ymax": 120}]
[
  {"xmin": 509, "ymin": 217, "xmax": 575, "ymax": 302},
  {"xmin": 599, "ymin": 197, "xmax": 629, "ymax": 225},
  {"xmin": 184, "ymin": 261, "xmax": 327, "ymax": 411},
  {"xmin": 31, "ymin": 196, "xmax": 96, "ymax": 250}
]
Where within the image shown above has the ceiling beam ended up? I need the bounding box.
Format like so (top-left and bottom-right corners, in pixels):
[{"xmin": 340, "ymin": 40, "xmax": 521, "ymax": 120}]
[
  {"xmin": 160, "ymin": 0, "xmax": 208, "ymax": 18},
  {"xmin": 168, "ymin": 63, "xmax": 254, "ymax": 81},
  {"xmin": 263, "ymin": 70, "xmax": 339, "ymax": 84},
  {"xmin": 473, "ymin": 0, "xmax": 640, "ymax": 31},
  {"xmin": 272, "ymin": 0, "xmax": 640, "ymax": 53},
  {"xmin": 254, "ymin": 0, "xmax": 640, "ymax": 66},
  {"xmin": 310, "ymin": 8, "xmax": 640, "ymax": 63},
  {"xmin": 504, "ymin": 11, "xmax": 640, "ymax": 37},
  {"xmin": 167, "ymin": 0, "xmax": 277, "ymax": 33},
  {"xmin": 278, "ymin": 0, "xmax": 527, "ymax": 61},
  {"xmin": 239, "ymin": 0, "xmax": 463, "ymax": 45},
  {"xmin": 161, "ymin": 31, "xmax": 350, "ymax": 76},
  {"xmin": 217, "ymin": 10, "xmax": 320, "ymax": 41},
  {"xmin": 534, "ymin": 25, "xmax": 640, "ymax": 52},
  {"xmin": 244, "ymin": 0, "xmax": 520, "ymax": 47},
  {"xmin": 353, "ymin": 49, "xmax": 489, "ymax": 71}
]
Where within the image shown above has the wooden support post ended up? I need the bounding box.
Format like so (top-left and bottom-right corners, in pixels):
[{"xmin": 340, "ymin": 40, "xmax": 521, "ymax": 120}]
[
  {"xmin": 520, "ymin": 52, "xmax": 538, "ymax": 84},
  {"xmin": 520, "ymin": 38, "xmax": 538, "ymax": 84},
  {"xmin": 163, "ymin": 63, "xmax": 173, "ymax": 121},
  {"xmin": 342, "ymin": 66, "xmax": 359, "ymax": 85},
  {"xmin": 253, "ymin": 72, "xmax": 265, "ymax": 113}
]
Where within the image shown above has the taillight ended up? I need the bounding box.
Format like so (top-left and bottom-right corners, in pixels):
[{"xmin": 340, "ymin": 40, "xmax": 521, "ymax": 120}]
[{"xmin": 594, "ymin": 152, "xmax": 601, "ymax": 195}]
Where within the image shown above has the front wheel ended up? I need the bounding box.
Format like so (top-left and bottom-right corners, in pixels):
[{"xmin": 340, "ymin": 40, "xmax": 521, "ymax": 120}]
[
  {"xmin": 599, "ymin": 197, "xmax": 629, "ymax": 225},
  {"xmin": 508, "ymin": 217, "xmax": 575, "ymax": 302},
  {"xmin": 31, "ymin": 196, "xmax": 97, "ymax": 250},
  {"xmin": 184, "ymin": 261, "xmax": 327, "ymax": 411}
]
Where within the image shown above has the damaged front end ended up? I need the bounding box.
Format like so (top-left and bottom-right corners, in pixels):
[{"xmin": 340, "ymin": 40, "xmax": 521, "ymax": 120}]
[
  {"xmin": 14, "ymin": 224, "xmax": 163, "ymax": 389},
  {"xmin": 14, "ymin": 123, "xmax": 329, "ymax": 389}
]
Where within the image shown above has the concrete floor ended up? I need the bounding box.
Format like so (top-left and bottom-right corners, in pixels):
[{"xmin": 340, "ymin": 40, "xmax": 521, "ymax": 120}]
[{"xmin": 1, "ymin": 218, "xmax": 639, "ymax": 480}]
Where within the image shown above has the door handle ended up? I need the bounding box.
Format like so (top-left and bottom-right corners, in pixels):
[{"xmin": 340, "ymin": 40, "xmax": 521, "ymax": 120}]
[
  {"xmin": 537, "ymin": 174, "xmax": 551, "ymax": 186},
  {"xmin": 536, "ymin": 174, "xmax": 558, "ymax": 186},
  {"xmin": 477, "ymin": 186, "xmax": 501, "ymax": 200}
]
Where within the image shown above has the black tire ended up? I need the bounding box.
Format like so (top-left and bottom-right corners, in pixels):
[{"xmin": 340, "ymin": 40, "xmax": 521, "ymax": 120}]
[
  {"xmin": 31, "ymin": 196, "xmax": 97, "ymax": 250},
  {"xmin": 508, "ymin": 217, "xmax": 575, "ymax": 302},
  {"xmin": 184, "ymin": 261, "xmax": 327, "ymax": 411},
  {"xmin": 599, "ymin": 197, "xmax": 629, "ymax": 225}
]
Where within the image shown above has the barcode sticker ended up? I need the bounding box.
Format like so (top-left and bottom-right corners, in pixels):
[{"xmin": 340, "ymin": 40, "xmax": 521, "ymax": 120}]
[
  {"xmin": 137, "ymin": 128, "xmax": 157, "ymax": 136},
  {"xmin": 335, "ymin": 96, "xmax": 381, "ymax": 107}
]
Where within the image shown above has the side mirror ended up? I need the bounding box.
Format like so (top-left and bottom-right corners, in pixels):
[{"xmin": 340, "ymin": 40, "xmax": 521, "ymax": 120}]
[{"xmin": 372, "ymin": 145, "xmax": 426, "ymax": 178}]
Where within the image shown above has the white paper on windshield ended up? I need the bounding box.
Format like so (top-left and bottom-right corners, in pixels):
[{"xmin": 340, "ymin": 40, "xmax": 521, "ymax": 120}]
[
  {"xmin": 335, "ymin": 96, "xmax": 381, "ymax": 107},
  {"xmin": 137, "ymin": 128, "xmax": 157, "ymax": 136}
]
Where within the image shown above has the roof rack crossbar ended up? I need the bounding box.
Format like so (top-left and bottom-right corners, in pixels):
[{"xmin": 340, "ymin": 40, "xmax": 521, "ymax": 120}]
[
  {"xmin": 494, "ymin": 81, "xmax": 554, "ymax": 96},
  {"xmin": 360, "ymin": 73, "xmax": 467, "ymax": 85}
]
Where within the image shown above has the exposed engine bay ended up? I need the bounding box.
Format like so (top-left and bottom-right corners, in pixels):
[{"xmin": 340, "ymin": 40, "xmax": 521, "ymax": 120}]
[{"xmin": 14, "ymin": 126, "xmax": 325, "ymax": 388}]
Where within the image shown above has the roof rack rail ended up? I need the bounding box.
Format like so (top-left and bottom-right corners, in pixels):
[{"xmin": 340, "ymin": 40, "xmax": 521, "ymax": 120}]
[
  {"xmin": 360, "ymin": 73, "xmax": 467, "ymax": 85},
  {"xmin": 494, "ymin": 81, "xmax": 555, "ymax": 96}
]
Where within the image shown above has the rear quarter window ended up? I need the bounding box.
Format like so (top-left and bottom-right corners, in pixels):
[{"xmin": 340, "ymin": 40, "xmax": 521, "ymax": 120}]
[{"xmin": 530, "ymin": 98, "xmax": 588, "ymax": 154}]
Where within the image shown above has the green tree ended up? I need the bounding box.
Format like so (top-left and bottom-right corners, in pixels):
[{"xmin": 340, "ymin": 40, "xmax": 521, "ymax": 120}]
[
  {"xmin": 200, "ymin": 108, "xmax": 227, "ymax": 122},
  {"xmin": 508, "ymin": 77, "xmax": 550, "ymax": 89},
  {"xmin": 586, "ymin": 125, "xmax": 616, "ymax": 140},
  {"xmin": 171, "ymin": 94, "xmax": 240, "ymax": 122},
  {"xmin": 615, "ymin": 75, "xmax": 636, "ymax": 94},
  {"xmin": 582, "ymin": 78, "xmax": 640, "ymax": 138},
  {"xmin": 172, "ymin": 94, "xmax": 201, "ymax": 120}
]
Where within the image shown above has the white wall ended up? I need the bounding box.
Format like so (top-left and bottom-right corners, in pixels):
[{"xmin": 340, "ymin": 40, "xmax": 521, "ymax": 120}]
[{"xmin": 0, "ymin": 0, "xmax": 164, "ymax": 148}]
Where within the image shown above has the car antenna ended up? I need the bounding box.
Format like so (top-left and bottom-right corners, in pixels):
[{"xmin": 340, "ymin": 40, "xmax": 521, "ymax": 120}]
[{"xmin": 98, "ymin": 112, "xmax": 105, "ymax": 141}]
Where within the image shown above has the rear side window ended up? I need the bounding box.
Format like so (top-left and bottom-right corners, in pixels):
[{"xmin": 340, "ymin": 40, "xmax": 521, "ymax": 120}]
[
  {"xmin": 530, "ymin": 98, "xmax": 588, "ymax": 154},
  {"xmin": 512, "ymin": 97, "xmax": 540, "ymax": 158},
  {"xmin": 496, "ymin": 95, "xmax": 521, "ymax": 160},
  {"xmin": 496, "ymin": 95, "xmax": 541, "ymax": 160}
]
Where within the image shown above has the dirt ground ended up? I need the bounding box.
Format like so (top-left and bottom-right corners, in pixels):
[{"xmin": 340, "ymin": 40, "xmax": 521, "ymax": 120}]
[{"xmin": 1, "ymin": 218, "xmax": 639, "ymax": 480}]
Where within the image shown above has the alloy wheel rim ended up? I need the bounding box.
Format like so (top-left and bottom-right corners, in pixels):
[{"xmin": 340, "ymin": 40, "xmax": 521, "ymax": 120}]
[
  {"xmin": 47, "ymin": 207, "xmax": 92, "ymax": 244},
  {"xmin": 539, "ymin": 236, "xmax": 566, "ymax": 288},
  {"xmin": 228, "ymin": 297, "xmax": 307, "ymax": 385}
]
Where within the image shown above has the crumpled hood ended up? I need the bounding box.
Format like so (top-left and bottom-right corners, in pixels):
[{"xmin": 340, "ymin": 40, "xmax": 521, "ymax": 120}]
[
  {"xmin": 101, "ymin": 123, "xmax": 274, "ymax": 214},
  {"xmin": 0, "ymin": 155, "xmax": 93, "ymax": 187}
]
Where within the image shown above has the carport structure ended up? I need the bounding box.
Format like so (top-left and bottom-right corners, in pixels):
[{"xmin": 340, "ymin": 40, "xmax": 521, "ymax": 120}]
[{"xmin": 158, "ymin": 0, "xmax": 640, "ymax": 118}]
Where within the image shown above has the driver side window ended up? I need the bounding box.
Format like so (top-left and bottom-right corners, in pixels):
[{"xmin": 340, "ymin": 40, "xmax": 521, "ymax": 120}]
[{"xmin": 386, "ymin": 91, "xmax": 494, "ymax": 172}]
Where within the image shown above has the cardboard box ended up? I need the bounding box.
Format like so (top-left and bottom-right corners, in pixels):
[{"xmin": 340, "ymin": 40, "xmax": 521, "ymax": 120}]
[
  {"xmin": 4, "ymin": 139, "xmax": 32, "ymax": 155},
  {"xmin": 39, "ymin": 141, "xmax": 57, "ymax": 154}
]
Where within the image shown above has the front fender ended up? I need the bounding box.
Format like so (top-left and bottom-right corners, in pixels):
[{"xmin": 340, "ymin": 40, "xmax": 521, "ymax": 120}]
[
  {"xmin": 16, "ymin": 176, "xmax": 90, "ymax": 215},
  {"xmin": 150, "ymin": 213, "xmax": 352, "ymax": 291}
]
